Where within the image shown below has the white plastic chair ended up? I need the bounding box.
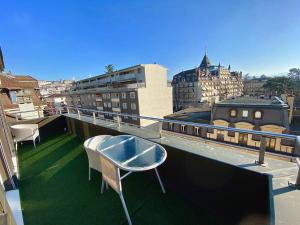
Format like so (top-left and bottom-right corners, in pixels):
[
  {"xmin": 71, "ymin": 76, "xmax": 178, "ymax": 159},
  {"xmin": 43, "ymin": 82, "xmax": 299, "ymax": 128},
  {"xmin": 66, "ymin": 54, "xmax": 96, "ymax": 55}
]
[
  {"xmin": 83, "ymin": 135, "xmax": 112, "ymax": 181},
  {"xmin": 10, "ymin": 124, "xmax": 40, "ymax": 150}
]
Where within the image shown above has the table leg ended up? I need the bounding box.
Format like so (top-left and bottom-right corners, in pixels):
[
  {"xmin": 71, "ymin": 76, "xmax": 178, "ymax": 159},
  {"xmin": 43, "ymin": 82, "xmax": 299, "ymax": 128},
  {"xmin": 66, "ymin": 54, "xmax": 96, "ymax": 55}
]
[{"xmin": 155, "ymin": 168, "xmax": 166, "ymax": 194}]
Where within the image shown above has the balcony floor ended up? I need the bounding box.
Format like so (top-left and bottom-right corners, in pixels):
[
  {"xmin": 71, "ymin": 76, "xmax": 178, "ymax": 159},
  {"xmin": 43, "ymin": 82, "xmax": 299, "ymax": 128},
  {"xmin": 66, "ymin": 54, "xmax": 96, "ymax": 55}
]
[{"xmin": 18, "ymin": 132, "xmax": 219, "ymax": 225}]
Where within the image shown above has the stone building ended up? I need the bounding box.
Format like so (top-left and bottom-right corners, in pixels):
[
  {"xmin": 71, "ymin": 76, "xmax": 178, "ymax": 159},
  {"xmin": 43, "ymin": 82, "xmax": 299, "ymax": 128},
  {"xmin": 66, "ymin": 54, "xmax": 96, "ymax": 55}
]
[
  {"xmin": 172, "ymin": 53, "xmax": 243, "ymax": 111},
  {"xmin": 65, "ymin": 64, "xmax": 173, "ymax": 127},
  {"xmin": 162, "ymin": 97, "xmax": 295, "ymax": 154}
]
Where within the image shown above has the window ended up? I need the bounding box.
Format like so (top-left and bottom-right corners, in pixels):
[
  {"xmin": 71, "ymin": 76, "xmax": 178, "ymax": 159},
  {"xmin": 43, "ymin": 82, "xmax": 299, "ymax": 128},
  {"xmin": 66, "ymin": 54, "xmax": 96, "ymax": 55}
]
[
  {"xmin": 168, "ymin": 123, "xmax": 173, "ymax": 130},
  {"xmin": 9, "ymin": 91, "xmax": 17, "ymax": 104},
  {"xmin": 254, "ymin": 110, "xmax": 262, "ymax": 119},
  {"xmin": 181, "ymin": 125, "xmax": 186, "ymax": 133},
  {"xmin": 112, "ymin": 102, "xmax": 120, "ymax": 108},
  {"xmin": 122, "ymin": 103, "xmax": 127, "ymax": 109},
  {"xmin": 130, "ymin": 92, "xmax": 136, "ymax": 99},
  {"xmin": 229, "ymin": 109, "xmax": 237, "ymax": 117},
  {"xmin": 122, "ymin": 92, "xmax": 126, "ymax": 99},
  {"xmin": 103, "ymin": 94, "xmax": 106, "ymax": 99},
  {"xmin": 194, "ymin": 127, "xmax": 200, "ymax": 135},
  {"xmin": 88, "ymin": 94, "xmax": 91, "ymax": 99},
  {"xmin": 242, "ymin": 110, "xmax": 248, "ymax": 118},
  {"xmin": 107, "ymin": 102, "xmax": 111, "ymax": 108},
  {"xmin": 103, "ymin": 102, "xmax": 107, "ymax": 107},
  {"xmin": 132, "ymin": 116, "xmax": 138, "ymax": 121},
  {"xmin": 107, "ymin": 93, "xmax": 111, "ymax": 99},
  {"xmin": 131, "ymin": 103, "xmax": 136, "ymax": 110}
]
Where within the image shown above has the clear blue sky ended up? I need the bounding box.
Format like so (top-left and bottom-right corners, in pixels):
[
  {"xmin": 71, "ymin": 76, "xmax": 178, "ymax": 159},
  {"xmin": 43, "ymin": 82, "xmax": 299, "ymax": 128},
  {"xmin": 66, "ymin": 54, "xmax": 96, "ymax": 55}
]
[{"xmin": 1, "ymin": 0, "xmax": 299, "ymax": 81}]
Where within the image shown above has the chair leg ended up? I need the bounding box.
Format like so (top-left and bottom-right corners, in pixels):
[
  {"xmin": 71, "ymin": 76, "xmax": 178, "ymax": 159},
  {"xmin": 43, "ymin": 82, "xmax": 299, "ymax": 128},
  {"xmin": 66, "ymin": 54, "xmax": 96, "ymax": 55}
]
[
  {"xmin": 33, "ymin": 139, "xmax": 36, "ymax": 149},
  {"xmin": 106, "ymin": 181, "xmax": 108, "ymax": 190},
  {"xmin": 155, "ymin": 168, "xmax": 166, "ymax": 194},
  {"xmin": 38, "ymin": 135, "xmax": 41, "ymax": 142},
  {"xmin": 119, "ymin": 192, "xmax": 132, "ymax": 225},
  {"xmin": 88, "ymin": 168, "xmax": 91, "ymax": 181},
  {"xmin": 15, "ymin": 142, "xmax": 18, "ymax": 151},
  {"xmin": 101, "ymin": 178, "xmax": 105, "ymax": 194}
]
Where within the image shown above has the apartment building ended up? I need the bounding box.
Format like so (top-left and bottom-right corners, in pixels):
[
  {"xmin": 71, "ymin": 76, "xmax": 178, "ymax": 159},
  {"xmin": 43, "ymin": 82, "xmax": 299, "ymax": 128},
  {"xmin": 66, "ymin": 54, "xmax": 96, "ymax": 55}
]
[
  {"xmin": 65, "ymin": 64, "xmax": 173, "ymax": 126},
  {"xmin": 172, "ymin": 53, "xmax": 243, "ymax": 111},
  {"xmin": 0, "ymin": 47, "xmax": 44, "ymax": 120}
]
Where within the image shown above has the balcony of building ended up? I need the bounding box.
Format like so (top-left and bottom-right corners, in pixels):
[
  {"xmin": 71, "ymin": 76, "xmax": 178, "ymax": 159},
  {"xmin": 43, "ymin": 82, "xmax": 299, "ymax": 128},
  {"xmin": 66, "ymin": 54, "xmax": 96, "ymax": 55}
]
[{"xmin": 0, "ymin": 108, "xmax": 300, "ymax": 225}]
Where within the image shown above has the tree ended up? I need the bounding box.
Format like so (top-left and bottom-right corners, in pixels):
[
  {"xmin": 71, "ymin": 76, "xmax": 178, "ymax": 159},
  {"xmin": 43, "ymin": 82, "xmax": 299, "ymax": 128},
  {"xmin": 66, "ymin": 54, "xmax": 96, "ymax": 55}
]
[
  {"xmin": 288, "ymin": 68, "xmax": 300, "ymax": 81},
  {"xmin": 243, "ymin": 73, "xmax": 250, "ymax": 81},
  {"xmin": 104, "ymin": 64, "xmax": 114, "ymax": 74},
  {"xmin": 263, "ymin": 76, "xmax": 296, "ymax": 95}
]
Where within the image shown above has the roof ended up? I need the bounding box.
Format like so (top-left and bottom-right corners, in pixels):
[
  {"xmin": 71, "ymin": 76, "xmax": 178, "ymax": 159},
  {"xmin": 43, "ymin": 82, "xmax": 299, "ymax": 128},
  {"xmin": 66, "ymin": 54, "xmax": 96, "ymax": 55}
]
[
  {"xmin": 0, "ymin": 75, "xmax": 38, "ymax": 89},
  {"xmin": 164, "ymin": 106, "xmax": 211, "ymax": 123},
  {"xmin": 0, "ymin": 47, "xmax": 4, "ymax": 72},
  {"xmin": 78, "ymin": 63, "xmax": 166, "ymax": 83},
  {"xmin": 216, "ymin": 97, "xmax": 288, "ymax": 108},
  {"xmin": 200, "ymin": 53, "xmax": 211, "ymax": 68}
]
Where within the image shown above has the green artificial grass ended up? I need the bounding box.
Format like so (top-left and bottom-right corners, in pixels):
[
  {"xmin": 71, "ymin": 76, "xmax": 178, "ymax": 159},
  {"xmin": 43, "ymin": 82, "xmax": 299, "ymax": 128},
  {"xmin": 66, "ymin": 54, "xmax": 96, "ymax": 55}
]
[{"xmin": 18, "ymin": 132, "xmax": 218, "ymax": 225}]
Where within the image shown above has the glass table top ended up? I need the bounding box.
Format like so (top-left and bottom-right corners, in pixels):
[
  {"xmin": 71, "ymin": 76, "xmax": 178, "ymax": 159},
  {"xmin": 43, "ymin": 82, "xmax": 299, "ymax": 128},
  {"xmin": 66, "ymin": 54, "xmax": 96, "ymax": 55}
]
[{"xmin": 97, "ymin": 135, "xmax": 167, "ymax": 171}]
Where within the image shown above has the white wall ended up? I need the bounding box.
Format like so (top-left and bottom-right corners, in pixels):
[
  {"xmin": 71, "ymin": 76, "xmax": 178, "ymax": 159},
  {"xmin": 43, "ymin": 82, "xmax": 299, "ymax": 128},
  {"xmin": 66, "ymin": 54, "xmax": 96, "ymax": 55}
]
[{"xmin": 137, "ymin": 64, "xmax": 173, "ymax": 127}]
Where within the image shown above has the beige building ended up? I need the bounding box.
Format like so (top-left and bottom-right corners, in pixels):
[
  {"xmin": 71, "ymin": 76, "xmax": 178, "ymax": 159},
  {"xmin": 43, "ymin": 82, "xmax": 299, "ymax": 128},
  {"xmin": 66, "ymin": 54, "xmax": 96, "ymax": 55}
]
[
  {"xmin": 172, "ymin": 53, "xmax": 243, "ymax": 111},
  {"xmin": 65, "ymin": 64, "xmax": 173, "ymax": 127}
]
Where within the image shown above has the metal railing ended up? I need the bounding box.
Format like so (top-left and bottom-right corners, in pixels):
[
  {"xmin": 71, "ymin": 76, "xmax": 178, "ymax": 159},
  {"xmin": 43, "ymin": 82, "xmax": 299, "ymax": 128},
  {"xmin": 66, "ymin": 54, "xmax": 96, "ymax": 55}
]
[
  {"xmin": 6, "ymin": 106, "xmax": 300, "ymax": 165},
  {"xmin": 65, "ymin": 106, "xmax": 300, "ymax": 164}
]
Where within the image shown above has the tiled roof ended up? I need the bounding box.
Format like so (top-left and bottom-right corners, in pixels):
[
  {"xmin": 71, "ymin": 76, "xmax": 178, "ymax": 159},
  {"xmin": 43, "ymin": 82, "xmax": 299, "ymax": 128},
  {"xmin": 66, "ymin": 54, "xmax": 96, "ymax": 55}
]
[{"xmin": 0, "ymin": 75, "xmax": 38, "ymax": 89}]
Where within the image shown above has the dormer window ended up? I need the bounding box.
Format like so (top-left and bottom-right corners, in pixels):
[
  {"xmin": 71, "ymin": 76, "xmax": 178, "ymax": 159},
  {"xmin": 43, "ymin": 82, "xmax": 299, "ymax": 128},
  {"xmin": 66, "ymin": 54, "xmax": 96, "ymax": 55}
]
[
  {"xmin": 254, "ymin": 110, "xmax": 262, "ymax": 119},
  {"xmin": 229, "ymin": 109, "xmax": 237, "ymax": 118}
]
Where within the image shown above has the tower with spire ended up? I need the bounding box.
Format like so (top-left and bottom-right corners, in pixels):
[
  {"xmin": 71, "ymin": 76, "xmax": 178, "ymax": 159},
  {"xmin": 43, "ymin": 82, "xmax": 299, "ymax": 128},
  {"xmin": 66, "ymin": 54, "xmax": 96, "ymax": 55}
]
[{"xmin": 199, "ymin": 53, "xmax": 211, "ymax": 69}]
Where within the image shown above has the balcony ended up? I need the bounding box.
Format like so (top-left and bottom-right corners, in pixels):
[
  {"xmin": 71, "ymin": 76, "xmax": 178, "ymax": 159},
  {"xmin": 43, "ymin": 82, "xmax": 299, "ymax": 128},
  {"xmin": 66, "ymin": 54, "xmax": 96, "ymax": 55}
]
[
  {"xmin": 1, "ymin": 109, "xmax": 300, "ymax": 225},
  {"xmin": 18, "ymin": 131, "xmax": 217, "ymax": 225}
]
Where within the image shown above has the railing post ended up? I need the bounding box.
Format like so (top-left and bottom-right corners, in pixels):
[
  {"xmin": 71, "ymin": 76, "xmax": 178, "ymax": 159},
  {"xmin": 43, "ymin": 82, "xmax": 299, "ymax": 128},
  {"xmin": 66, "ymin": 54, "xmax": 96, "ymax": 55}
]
[
  {"xmin": 92, "ymin": 112, "xmax": 96, "ymax": 123},
  {"xmin": 294, "ymin": 136, "xmax": 300, "ymax": 156},
  {"xmin": 255, "ymin": 136, "xmax": 268, "ymax": 167},
  {"xmin": 117, "ymin": 115, "xmax": 121, "ymax": 128},
  {"xmin": 288, "ymin": 158, "xmax": 300, "ymax": 189},
  {"xmin": 77, "ymin": 109, "xmax": 81, "ymax": 119},
  {"xmin": 67, "ymin": 108, "xmax": 70, "ymax": 115}
]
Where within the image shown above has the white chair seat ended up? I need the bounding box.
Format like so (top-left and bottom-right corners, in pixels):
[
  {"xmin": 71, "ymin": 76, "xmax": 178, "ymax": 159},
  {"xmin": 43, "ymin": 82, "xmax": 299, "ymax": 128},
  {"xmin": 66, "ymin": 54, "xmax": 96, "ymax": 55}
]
[{"xmin": 10, "ymin": 124, "xmax": 40, "ymax": 150}]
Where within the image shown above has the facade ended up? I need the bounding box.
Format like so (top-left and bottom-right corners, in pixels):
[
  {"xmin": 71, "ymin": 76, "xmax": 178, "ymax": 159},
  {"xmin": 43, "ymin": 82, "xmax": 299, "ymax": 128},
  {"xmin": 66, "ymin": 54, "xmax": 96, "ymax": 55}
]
[
  {"xmin": 162, "ymin": 97, "xmax": 295, "ymax": 154},
  {"xmin": 243, "ymin": 77, "xmax": 269, "ymax": 96},
  {"xmin": 39, "ymin": 80, "xmax": 73, "ymax": 97},
  {"xmin": 65, "ymin": 64, "xmax": 173, "ymax": 126},
  {"xmin": 0, "ymin": 48, "xmax": 44, "ymax": 120},
  {"xmin": 0, "ymin": 73, "xmax": 43, "ymax": 111},
  {"xmin": 172, "ymin": 53, "xmax": 243, "ymax": 111}
]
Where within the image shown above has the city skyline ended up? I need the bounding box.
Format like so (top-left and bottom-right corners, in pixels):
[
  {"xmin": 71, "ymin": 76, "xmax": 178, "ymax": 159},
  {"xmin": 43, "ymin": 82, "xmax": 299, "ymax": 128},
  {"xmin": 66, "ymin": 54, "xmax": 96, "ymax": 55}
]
[{"xmin": 0, "ymin": 0, "xmax": 299, "ymax": 80}]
